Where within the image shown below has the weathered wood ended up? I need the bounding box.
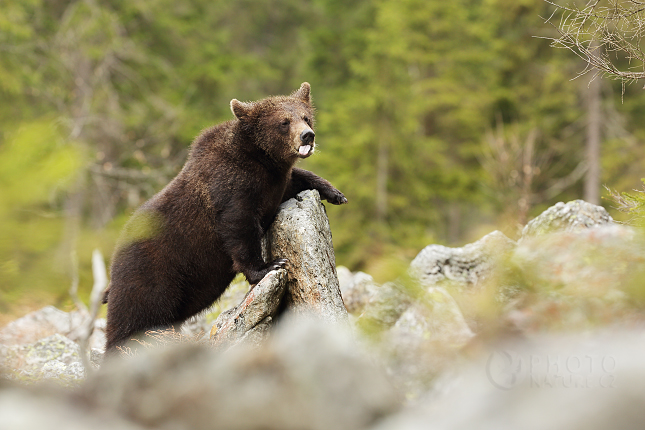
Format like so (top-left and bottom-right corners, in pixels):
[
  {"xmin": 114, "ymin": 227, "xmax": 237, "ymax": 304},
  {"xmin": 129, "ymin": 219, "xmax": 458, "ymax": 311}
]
[
  {"xmin": 211, "ymin": 189, "xmax": 348, "ymax": 347},
  {"xmin": 210, "ymin": 268, "xmax": 287, "ymax": 347},
  {"xmin": 267, "ymin": 190, "xmax": 348, "ymax": 326}
]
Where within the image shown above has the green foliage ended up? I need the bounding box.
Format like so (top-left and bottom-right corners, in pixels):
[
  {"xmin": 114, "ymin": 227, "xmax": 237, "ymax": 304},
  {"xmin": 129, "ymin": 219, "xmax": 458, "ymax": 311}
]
[
  {"xmin": 0, "ymin": 120, "xmax": 82, "ymax": 314},
  {"xmin": 1, "ymin": 0, "xmax": 644, "ymax": 318},
  {"xmin": 608, "ymin": 179, "xmax": 645, "ymax": 228}
]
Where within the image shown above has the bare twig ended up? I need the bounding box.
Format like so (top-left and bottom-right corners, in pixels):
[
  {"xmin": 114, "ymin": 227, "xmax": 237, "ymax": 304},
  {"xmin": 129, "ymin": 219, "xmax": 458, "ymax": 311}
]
[
  {"xmin": 605, "ymin": 184, "xmax": 645, "ymax": 212},
  {"xmin": 539, "ymin": 0, "xmax": 645, "ymax": 87},
  {"xmin": 479, "ymin": 123, "xmax": 555, "ymax": 225},
  {"xmin": 79, "ymin": 249, "xmax": 108, "ymax": 373},
  {"xmin": 543, "ymin": 160, "xmax": 589, "ymax": 198}
]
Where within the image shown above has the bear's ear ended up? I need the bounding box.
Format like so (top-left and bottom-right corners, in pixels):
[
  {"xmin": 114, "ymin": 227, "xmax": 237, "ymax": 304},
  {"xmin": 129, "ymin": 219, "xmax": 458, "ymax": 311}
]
[
  {"xmin": 292, "ymin": 82, "xmax": 311, "ymax": 104},
  {"xmin": 230, "ymin": 99, "xmax": 253, "ymax": 120}
]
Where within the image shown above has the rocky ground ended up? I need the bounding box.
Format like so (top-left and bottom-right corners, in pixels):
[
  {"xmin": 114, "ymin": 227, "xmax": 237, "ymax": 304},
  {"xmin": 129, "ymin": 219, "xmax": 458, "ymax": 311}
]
[{"xmin": 3, "ymin": 197, "xmax": 645, "ymax": 429}]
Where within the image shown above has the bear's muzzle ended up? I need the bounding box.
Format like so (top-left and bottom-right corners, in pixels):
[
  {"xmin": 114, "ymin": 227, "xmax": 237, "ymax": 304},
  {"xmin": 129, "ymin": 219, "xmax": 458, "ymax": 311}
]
[{"xmin": 298, "ymin": 129, "xmax": 315, "ymax": 158}]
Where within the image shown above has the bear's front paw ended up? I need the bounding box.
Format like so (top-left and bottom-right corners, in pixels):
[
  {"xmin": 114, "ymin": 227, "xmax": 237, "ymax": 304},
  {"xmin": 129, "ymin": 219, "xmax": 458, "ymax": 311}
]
[
  {"xmin": 247, "ymin": 258, "xmax": 289, "ymax": 284},
  {"xmin": 326, "ymin": 189, "xmax": 348, "ymax": 205}
]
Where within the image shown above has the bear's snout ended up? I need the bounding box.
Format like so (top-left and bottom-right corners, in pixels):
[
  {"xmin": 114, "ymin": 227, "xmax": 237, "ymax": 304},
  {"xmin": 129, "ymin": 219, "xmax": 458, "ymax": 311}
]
[
  {"xmin": 300, "ymin": 129, "xmax": 315, "ymax": 145},
  {"xmin": 298, "ymin": 129, "xmax": 315, "ymax": 158}
]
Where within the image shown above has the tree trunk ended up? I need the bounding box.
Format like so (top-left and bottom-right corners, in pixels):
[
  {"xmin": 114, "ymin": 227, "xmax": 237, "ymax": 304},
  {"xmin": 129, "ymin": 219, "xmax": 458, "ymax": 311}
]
[
  {"xmin": 267, "ymin": 190, "xmax": 348, "ymax": 327},
  {"xmin": 211, "ymin": 190, "xmax": 348, "ymax": 348},
  {"xmin": 584, "ymin": 46, "xmax": 602, "ymax": 205},
  {"xmin": 376, "ymin": 132, "xmax": 388, "ymax": 224}
]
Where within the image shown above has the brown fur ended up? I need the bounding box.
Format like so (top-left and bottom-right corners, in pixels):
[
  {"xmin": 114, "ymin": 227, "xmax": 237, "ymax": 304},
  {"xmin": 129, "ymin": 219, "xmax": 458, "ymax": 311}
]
[{"xmin": 104, "ymin": 83, "xmax": 346, "ymax": 353}]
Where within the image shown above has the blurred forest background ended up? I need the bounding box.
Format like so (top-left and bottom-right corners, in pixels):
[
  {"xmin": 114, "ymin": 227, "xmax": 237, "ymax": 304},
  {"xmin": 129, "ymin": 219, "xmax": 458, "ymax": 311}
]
[{"xmin": 1, "ymin": 0, "xmax": 644, "ymax": 323}]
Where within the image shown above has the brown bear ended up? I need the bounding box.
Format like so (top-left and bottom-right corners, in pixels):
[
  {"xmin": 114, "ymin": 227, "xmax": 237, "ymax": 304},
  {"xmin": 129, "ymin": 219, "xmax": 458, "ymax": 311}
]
[{"xmin": 104, "ymin": 83, "xmax": 346, "ymax": 353}]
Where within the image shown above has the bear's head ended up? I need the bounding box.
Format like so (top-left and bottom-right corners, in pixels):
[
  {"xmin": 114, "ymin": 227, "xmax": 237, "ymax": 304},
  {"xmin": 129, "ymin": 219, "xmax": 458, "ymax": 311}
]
[{"xmin": 230, "ymin": 82, "xmax": 316, "ymax": 165}]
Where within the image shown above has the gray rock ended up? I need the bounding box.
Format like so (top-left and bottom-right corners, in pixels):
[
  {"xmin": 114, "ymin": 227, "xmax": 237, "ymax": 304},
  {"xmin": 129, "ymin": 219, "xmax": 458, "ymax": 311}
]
[
  {"xmin": 0, "ymin": 383, "xmax": 146, "ymax": 430},
  {"xmin": 211, "ymin": 268, "xmax": 288, "ymax": 348},
  {"xmin": 337, "ymin": 266, "xmax": 354, "ymax": 292},
  {"xmin": 338, "ymin": 267, "xmax": 378, "ymax": 315},
  {"xmin": 39, "ymin": 360, "xmax": 70, "ymax": 379},
  {"xmin": 373, "ymin": 331, "xmax": 645, "ymax": 430},
  {"xmin": 508, "ymin": 224, "xmax": 644, "ymax": 332},
  {"xmin": 515, "ymin": 224, "xmax": 639, "ymax": 291},
  {"xmin": 409, "ymin": 230, "xmax": 516, "ymax": 289},
  {"xmin": 357, "ymin": 230, "xmax": 513, "ymax": 398},
  {"xmin": 389, "ymin": 288, "xmax": 474, "ymax": 348},
  {"xmin": 521, "ymin": 199, "xmax": 613, "ymax": 240},
  {"xmin": 89, "ymin": 349, "xmax": 104, "ymax": 369},
  {"xmin": 353, "ymin": 277, "xmax": 474, "ymax": 399},
  {"xmin": 376, "ymin": 286, "xmax": 474, "ymax": 400},
  {"xmin": 267, "ymin": 190, "xmax": 349, "ymax": 326},
  {"xmin": 0, "ymin": 306, "xmax": 85, "ymax": 346},
  {"xmin": 357, "ymin": 282, "xmax": 412, "ymax": 331},
  {"xmin": 36, "ymin": 360, "xmax": 86, "ymax": 382},
  {"xmin": 2, "ymin": 334, "xmax": 85, "ymax": 386},
  {"xmin": 0, "ymin": 305, "xmax": 107, "ymax": 353},
  {"xmin": 86, "ymin": 314, "xmax": 399, "ymax": 430},
  {"xmin": 85, "ymin": 318, "xmax": 107, "ymax": 352}
]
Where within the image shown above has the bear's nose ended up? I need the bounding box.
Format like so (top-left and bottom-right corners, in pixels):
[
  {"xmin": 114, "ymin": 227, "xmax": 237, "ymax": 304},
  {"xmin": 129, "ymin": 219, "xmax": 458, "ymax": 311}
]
[{"xmin": 300, "ymin": 129, "xmax": 315, "ymax": 145}]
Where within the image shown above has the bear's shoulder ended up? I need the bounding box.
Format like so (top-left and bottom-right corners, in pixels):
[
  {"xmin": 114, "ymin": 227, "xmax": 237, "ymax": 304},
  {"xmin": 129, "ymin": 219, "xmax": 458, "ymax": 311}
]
[{"xmin": 191, "ymin": 121, "xmax": 237, "ymax": 154}]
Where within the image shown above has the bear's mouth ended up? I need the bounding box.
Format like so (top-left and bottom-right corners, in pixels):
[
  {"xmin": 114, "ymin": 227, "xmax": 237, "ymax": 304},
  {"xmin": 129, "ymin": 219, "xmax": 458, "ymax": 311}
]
[{"xmin": 298, "ymin": 144, "xmax": 313, "ymax": 158}]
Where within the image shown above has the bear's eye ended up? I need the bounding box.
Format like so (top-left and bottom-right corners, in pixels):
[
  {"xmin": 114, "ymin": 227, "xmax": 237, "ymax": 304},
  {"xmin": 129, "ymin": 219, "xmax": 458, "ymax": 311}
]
[{"xmin": 304, "ymin": 116, "xmax": 310, "ymax": 125}]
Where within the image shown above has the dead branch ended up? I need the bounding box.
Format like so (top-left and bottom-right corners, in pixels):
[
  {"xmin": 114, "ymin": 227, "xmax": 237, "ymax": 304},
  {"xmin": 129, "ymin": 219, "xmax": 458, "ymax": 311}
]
[
  {"xmin": 78, "ymin": 249, "xmax": 108, "ymax": 373},
  {"xmin": 540, "ymin": 0, "xmax": 645, "ymax": 86}
]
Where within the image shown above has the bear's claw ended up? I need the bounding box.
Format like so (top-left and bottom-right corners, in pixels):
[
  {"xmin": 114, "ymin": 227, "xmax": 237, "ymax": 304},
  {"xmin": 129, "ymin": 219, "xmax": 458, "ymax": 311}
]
[{"xmin": 270, "ymin": 258, "xmax": 289, "ymax": 270}]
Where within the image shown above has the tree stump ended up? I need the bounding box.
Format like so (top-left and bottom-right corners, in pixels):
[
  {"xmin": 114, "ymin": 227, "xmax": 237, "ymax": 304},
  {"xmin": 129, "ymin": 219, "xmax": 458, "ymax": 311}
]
[
  {"xmin": 267, "ymin": 190, "xmax": 348, "ymax": 326},
  {"xmin": 211, "ymin": 189, "xmax": 348, "ymax": 347}
]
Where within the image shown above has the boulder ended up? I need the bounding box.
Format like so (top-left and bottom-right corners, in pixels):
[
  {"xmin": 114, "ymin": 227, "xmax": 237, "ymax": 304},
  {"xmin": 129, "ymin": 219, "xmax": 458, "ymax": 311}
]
[
  {"xmin": 0, "ymin": 305, "xmax": 106, "ymax": 352},
  {"xmin": 354, "ymin": 276, "xmax": 474, "ymax": 399},
  {"xmin": 0, "ymin": 382, "xmax": 146, "ymax": 430},
  {"xmin": 409, "ymin": 230, "xmax": 516, "ymax": 289},
  {"xmin": 0, "ymin": 306, "xmax": 85, "ymax": 346},
  {"xmin": 337, "ymin": 267, "xmax": 378, "ymax": 315},
  {"xmin": 85, "ymin": 318, "xmax": 107, "ymax": 351},
  {"xmin": 388, "ymin": 288, "xmax": 474, "ymax": 348},
  {"xmin": 366, "ymin": 285, "xmax": 474, "ymax": 399},
  {"xmin": 373, "ymin": 330, "xmax": 645, "ymax": 430},
  {"xmin": 352, "ymin": 234, "xmax": 515, "ymax": 399},
  {"xmin": 520, "ymin": 200, "xmax": 613, "ymax": 240},
  {"xmin": 508, "ymin": 224, "xmax": 644, "ymax": 332},
  {"xmin": 85, "ymin": 314, "xmax": 399, "ymax": 430},
  {"xmin": 357, "ymin": 282, "xmax": 412, "ymax": 331},
  {"xmin": 1, "ymin": 334, "xmax": 85, "ymax": 387}
]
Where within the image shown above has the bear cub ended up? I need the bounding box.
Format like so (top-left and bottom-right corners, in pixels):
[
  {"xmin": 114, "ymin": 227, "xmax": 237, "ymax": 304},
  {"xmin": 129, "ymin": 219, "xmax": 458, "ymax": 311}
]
[{"xmin": 104, "ymin": 83, "xmax": 346, "ymax": 353}]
